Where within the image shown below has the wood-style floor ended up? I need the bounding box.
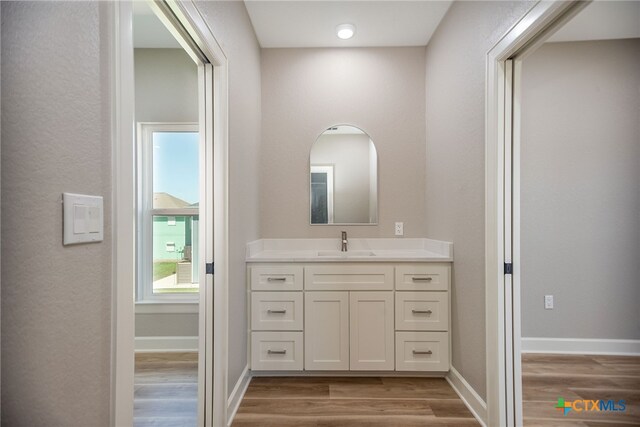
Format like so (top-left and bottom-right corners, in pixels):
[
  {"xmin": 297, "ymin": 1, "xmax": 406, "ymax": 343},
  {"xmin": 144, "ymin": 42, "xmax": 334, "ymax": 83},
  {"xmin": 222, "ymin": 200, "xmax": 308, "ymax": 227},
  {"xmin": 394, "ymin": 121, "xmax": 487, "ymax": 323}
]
[
  {"xmin": 232, "ymin": 376, "xmax": 479, "ymax": 426},
  {"xmin": 134, "ymin": 352, "xmax": 198, "ymax": 427},
  {"xmin": 522, "ymin": 353, "xmax": 640, "ymax": 426},
  {"xmin": 131, "ymin": 352, "xmax": 639, "ymax": 426}
]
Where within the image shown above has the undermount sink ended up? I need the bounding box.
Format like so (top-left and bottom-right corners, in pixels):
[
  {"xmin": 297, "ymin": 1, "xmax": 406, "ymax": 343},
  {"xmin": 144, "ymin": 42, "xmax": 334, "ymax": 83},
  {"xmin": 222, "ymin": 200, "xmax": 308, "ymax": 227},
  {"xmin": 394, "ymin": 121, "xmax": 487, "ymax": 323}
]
[{"xmin": 317, "ymin": 250, "xmax": 376, "ymax": 257}]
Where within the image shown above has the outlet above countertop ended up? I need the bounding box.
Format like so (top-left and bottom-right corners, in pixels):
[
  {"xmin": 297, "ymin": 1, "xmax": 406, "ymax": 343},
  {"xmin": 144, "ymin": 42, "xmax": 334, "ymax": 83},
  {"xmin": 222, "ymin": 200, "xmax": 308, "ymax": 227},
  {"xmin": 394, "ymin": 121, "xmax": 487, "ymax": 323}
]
[{"xmin": 246, "ymin": 238, "xmax": 453, "ymax": 262}]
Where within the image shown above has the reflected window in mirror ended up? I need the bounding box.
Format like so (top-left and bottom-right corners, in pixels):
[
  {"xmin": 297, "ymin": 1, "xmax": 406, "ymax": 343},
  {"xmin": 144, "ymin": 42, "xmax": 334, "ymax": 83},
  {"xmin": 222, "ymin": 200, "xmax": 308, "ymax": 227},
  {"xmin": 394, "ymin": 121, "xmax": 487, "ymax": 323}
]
[{"xmin": 310, "ymin": 125, "xmax": 378, "ymax": 225}]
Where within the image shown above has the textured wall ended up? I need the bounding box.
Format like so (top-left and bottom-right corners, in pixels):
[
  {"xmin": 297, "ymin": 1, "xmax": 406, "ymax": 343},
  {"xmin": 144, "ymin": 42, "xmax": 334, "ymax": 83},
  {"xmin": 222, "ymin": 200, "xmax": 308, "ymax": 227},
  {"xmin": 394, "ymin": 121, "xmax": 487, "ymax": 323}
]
[
  {"xmin": 194, "ymin": 0, "xmax": 262, "ymax": 397},
  {"xmin": 520, "ymin": 39, "xmax": 640, "ymax": 339},
  {"xmin": 1, "ymin": 2, "xmax": 112, "ymax": 425},
  {"xmin": 261, "ymin": 47, "xmax": 426, "ymax": 238},
  {"xmin": 424, "ymin": 1, "xmax": 534, "ymax": 400},
  {"xmin": 134, "ymin": 48, "xmax": 199, "ymax": 338}
]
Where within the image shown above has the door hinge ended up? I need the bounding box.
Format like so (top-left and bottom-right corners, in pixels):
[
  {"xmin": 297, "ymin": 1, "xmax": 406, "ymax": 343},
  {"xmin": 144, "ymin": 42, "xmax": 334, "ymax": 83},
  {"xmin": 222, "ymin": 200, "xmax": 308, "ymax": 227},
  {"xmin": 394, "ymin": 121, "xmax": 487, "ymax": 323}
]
[
  {"xmin": 206, "ymin": 263, "xmax": 214, "ymax": 275},
  {"xmin": 504, "ymin": 263, "xmax": 513, "ymax": 275}
]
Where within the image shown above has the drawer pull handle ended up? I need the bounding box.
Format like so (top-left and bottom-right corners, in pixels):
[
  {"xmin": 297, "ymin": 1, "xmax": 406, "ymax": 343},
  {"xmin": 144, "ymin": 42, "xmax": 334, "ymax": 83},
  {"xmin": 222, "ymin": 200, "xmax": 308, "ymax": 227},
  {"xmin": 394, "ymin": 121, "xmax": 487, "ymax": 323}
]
[
  {"xmin": 412, "ymin": 277, "xmax": 433, "ymax": 282},
  {"xmin": 267, "ymin": 309, "xmax": 287, "ymax": 314},
  {"xmin": 412, "ymin": 309, "xmax": 433, "ymax": 314},
  {"xmin": 267, "ymin": 349, "xmax": 287, "ymax": 355},
  {"xmin": 413, "ymin": 350, "xmax": 433, "ymax": 355},
  {"xmin": 267, "ymin": 277, "xmax": 287, "ymax": 282}
]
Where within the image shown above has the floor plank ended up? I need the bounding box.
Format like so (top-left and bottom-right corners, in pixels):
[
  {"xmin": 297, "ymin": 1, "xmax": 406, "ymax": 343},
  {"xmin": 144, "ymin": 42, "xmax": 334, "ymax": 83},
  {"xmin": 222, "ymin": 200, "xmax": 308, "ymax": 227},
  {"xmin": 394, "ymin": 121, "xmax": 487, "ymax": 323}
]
[
  {"xmin": 134, "ymin": 352, "xmax": 198, "ymax": 427},
  {"xmin": 232, "ymin": 377, "xmax": 478, "ymax": 426},
  {"xmin": 522, "ymin": 354, "xmax": 640, "ymax": 426}
]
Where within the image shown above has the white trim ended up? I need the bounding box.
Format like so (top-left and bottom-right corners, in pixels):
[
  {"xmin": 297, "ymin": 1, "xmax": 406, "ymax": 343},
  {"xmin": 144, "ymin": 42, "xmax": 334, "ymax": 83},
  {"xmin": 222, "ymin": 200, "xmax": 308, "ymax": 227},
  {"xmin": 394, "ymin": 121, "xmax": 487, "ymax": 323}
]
[
  {"xmin": 111, "ymin": 1, "xmax": 135, "ymax": 426},
  {"xmin": 135, "ymin": 336, "xmax": 199, "ymax": 352},
  {"xmin": 226, "ymin": 366, "xmax": 251, "ymax": 427},
  {"xmin": 484, "ymin": 2, "xmax": 588, "ymax": 426},
  {"xmin": 135, "ymin": 302, "xmax": 198, "ymax": 314},
  {"xmin": 521, "ymin": 338, "xmax": 640, "ymax": 355},
  {"xmin": 162, "ymin": 2, "xmax": 230, "ymax": 426},
  {"xmin": 446, "ymin": 367, "xmax": 488, "ymax": 427}
]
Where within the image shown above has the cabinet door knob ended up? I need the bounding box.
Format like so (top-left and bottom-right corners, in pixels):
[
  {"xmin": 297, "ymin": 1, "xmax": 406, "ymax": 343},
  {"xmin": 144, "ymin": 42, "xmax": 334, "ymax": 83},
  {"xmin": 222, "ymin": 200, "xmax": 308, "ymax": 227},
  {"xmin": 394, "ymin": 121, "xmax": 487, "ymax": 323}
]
[
  {"xmin": 412, "ymin": 350, "xmax": 433, "ymax": 355},
  {"xmin": 267, "ymin": 309, "xmax": 287, "ymax": 314},
  {"xmin": 412, "ymin": 277, "xmax": 433, "ymax": 282},
  {"xmin": 411, "ymin": 309, "xmax": 433, "ymax": 314},
  {"xmin": 267, "ymin": 349, "xmax": 287, "ymax": 355}
]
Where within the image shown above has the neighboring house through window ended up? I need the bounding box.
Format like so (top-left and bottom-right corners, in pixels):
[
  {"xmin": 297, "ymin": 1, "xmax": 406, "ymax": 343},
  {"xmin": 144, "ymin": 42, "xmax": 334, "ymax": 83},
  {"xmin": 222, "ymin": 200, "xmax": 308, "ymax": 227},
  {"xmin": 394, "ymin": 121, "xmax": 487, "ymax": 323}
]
[{"xmin": 138, "ymin": 123, "xmax": 199, "ymax": 302}]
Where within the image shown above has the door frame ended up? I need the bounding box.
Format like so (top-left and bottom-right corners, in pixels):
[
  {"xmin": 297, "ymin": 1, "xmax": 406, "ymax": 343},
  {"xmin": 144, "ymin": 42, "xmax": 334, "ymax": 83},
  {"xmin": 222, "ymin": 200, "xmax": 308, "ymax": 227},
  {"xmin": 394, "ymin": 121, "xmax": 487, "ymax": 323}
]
[
  {"xmin": 110, "ymin": 1, "xmax": 229, "ymax": 426},
  {"xmin": 484, "ymin": 1, "xmax": 589, "ymax": 426}
]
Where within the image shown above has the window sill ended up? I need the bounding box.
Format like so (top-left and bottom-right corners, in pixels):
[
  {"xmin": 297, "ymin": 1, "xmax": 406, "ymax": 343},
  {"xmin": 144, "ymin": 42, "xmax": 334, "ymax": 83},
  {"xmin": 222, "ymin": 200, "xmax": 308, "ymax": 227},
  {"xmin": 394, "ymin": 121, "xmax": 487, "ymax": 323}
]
[{"xmin": 135, "ymin": 301, "xmax": 199, "ymax": 314}]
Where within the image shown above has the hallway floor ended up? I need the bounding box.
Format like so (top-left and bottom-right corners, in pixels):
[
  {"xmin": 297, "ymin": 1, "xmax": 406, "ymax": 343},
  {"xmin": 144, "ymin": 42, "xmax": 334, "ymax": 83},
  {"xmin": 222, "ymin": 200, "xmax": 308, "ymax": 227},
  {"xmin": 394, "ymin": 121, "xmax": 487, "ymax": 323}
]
[
  {"xmin": 134, "ymin": 352, "xmax": 198, "ymax": 427},
  {"xmin": 522, "ymin": 353, "xmax": 640, "ymax": 426},
  {"xmin": 231, "ymin": 376, "xmax": 479, "ymax": 426}
]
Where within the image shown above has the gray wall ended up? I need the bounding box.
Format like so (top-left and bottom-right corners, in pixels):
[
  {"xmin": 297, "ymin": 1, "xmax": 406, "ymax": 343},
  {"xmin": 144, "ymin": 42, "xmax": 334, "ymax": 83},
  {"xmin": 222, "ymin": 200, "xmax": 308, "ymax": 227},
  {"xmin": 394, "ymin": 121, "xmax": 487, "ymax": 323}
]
[
  {"xmin": 134, "ymin": 48, "xmax": 199, "ymax": 338},
  {"xmin": 134, "ymin": 48, "xmax": 198, "ymax": 123},
  {"xmin": 194, "ymin": 0, "xmax": 262, "ymax": 397},
  {"xmin": 424, "ymin": 1, "xmax": 534, "ymax": 400},
  {"xmin": 1, "ymin": 2, "xmax": 112, "ymax": 424},
  {"xmin": 520, "ymin": 39, "xmax": 640, "ymax": 339},
  {"xmin": 261, "ymin": 47, "xmax": 426, "ymax": 237}
]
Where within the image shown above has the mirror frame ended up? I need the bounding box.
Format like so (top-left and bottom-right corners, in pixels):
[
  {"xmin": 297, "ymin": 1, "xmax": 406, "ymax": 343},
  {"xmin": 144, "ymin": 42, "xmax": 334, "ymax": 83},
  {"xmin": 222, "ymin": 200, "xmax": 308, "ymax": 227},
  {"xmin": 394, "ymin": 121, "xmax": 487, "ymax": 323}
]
[{"xmin": 309, "ymin": 124, "xmax": 379, "ymax": 226}]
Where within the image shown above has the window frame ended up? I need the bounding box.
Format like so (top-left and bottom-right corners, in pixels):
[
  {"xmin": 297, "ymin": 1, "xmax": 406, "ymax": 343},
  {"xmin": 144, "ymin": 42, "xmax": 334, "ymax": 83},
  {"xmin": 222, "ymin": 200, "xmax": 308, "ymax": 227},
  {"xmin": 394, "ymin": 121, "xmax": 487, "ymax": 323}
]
[{"xmin": 137, "ymin": 122, "xmax": 200, "ymax": 303}]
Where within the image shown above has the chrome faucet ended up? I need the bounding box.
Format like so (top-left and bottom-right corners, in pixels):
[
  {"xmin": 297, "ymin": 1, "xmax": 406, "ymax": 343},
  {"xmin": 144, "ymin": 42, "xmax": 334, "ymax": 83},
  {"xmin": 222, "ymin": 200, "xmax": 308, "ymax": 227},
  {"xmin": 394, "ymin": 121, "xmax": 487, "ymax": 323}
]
[{"xmin": 341, "ymin": 231, "xmax": 348, "ymax": 252}]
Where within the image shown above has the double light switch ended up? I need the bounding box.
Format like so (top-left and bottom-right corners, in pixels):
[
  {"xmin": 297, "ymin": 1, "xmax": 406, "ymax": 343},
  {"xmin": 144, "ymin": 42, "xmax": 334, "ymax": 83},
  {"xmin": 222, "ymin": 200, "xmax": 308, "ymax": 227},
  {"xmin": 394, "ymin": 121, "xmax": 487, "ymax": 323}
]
[{"xmin": 63, "ymin": 193, "xmax": 104, "ymax": 245}]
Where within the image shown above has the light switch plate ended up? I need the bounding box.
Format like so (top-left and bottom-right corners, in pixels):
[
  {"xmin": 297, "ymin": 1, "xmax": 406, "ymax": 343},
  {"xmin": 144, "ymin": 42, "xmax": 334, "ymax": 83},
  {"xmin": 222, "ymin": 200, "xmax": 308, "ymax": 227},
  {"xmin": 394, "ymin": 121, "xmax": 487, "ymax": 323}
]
[
  {"xmin": 544, "ymin": 295, "xmax": 554, "ymax": 310},
  {"xmin": 63, "ymin": 193, "xmax": 104, "ymax": 245}
]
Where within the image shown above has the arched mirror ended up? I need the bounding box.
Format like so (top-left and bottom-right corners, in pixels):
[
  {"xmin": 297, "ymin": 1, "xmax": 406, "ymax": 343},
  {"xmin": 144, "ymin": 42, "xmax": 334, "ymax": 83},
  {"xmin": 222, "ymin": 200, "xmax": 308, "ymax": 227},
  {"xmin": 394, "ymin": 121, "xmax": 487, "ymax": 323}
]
[{"xmin": 310, "ymin": 125, "xmax": 378, "ymax": 225}]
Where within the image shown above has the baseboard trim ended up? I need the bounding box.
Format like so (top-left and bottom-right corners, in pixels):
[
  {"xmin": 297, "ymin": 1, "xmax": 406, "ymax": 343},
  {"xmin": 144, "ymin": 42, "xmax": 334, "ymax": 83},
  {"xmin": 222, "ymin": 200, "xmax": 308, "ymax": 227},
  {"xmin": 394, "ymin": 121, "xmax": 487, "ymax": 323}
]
[
  {"xmin": 446, "ymin": 367, "xmax": 487, "ymax": 427},
  {"xmin": 134, "ymin": 336, "xmax": 198, "ymax": 352},
  {"xmin": 227, "ymin": 365, "xmax": 251, "ymax": 427},
  {"xmin": 522, "ymin": 337, "xmax": 640, "ymax": 355}
]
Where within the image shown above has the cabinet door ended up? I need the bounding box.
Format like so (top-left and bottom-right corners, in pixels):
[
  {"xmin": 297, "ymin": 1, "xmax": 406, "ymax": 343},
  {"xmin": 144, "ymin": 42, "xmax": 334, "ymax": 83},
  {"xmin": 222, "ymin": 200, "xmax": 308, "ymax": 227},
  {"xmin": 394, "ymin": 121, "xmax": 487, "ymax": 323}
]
[
  {"xmin": 304, "ymin": 292, "xmax": 349, "ymax": 370},
  {"xmin": 349, "ymin": 291, "xmax": 394, "ymax": 370}
]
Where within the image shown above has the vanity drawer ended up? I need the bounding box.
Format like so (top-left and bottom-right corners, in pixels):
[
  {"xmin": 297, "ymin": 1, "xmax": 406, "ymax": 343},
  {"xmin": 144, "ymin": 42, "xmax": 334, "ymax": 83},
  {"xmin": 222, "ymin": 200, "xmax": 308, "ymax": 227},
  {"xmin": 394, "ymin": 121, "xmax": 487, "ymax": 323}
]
[
  {"xmin": 395, "ymin": 331, "xmax": 449, "ymax": 372},
  {"xmin": 305, "ymin": 264, "xmax": 394, "ymax": 291},
  {"xmin": 251, "ymin": 292, "xmax": 303, "ymax": 331},
  {"xmin": 251, "ymin": 332, "xmax": 303, "ymax": 371},
  {"xmin": 395, "ymin": 292, "xmax": 448, "ymax": 331},
  {"xmin": 395, "ymin": 264, "xmax": 450, "ymax": 291},
  {"xmin": 250, "ymin": 266, "xmax": 303, "ymax": 291}
]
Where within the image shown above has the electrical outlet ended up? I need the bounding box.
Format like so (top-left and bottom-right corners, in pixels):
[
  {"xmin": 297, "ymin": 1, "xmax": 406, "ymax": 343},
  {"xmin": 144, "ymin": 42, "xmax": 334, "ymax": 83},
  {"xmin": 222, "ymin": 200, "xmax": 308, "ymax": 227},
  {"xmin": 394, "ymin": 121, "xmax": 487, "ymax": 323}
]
[
  {"xmin": 395, "ymin": 222, "xmax": 404, "ymax": 236},
  {"xmin": 544, "ymin": 295, "xmax": 554, "ymax": 310}
]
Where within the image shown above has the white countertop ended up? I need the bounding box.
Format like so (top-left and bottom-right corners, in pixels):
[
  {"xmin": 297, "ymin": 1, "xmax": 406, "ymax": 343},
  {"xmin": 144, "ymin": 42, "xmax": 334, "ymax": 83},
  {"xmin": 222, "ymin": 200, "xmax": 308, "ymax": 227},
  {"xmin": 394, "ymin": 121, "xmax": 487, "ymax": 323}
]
[{"xmin": 246, "ymin": 238, "xmax": 453, "ymax": 262}]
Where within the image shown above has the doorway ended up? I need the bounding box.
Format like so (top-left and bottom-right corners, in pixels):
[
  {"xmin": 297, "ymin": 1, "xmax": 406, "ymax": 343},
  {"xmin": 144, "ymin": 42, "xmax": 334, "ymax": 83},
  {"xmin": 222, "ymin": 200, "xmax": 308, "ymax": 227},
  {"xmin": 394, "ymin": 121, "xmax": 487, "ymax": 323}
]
[
  {"xmin": 112, "ymin": 1, "xmax": 229, "ymax": 426},
  {"xmin": 486, "ymin": 1, "xmax": 640, "ymax": 425},
  {"xmin": 514, "ymin": 2, "xmax": 640, "ymax": 425}
]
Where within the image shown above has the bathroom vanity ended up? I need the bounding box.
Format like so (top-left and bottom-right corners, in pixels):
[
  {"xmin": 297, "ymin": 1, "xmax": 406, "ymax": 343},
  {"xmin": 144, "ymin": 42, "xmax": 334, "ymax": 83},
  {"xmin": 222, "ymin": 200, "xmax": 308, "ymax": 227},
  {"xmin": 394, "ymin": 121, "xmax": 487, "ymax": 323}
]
[{"xmin": 246, "ymin": 238, "xmax": 453, "ymax": 374}]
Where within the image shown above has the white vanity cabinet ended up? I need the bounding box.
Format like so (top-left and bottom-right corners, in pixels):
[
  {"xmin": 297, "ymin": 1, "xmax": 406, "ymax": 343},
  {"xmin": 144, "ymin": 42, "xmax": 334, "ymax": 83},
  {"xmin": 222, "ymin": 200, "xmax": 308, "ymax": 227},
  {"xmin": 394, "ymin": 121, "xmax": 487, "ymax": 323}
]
[{"xmin": 248, "ymin": 261, "xmax": 451, "ymax": 373}]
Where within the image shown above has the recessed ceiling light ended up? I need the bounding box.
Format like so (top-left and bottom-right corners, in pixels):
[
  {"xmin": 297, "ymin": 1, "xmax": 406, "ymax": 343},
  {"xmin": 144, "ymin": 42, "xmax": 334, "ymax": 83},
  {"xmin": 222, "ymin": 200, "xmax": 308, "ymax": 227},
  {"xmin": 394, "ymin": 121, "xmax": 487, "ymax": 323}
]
[{"xmin": 336, "ymin": 24, "xmax": 356, "ymax": 40}]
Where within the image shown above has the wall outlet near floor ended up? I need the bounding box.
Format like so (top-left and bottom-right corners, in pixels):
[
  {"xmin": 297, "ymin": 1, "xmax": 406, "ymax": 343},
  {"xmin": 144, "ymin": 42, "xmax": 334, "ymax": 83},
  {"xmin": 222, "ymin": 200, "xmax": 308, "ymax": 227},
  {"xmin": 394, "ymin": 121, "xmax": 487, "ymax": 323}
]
[
  {"xmin": 395, "ymin": 222, "xmax": 404, "ymax": 236},
  {"xmin": 544, "ymin": 295, "xmax": 554, "ymax": 310}
]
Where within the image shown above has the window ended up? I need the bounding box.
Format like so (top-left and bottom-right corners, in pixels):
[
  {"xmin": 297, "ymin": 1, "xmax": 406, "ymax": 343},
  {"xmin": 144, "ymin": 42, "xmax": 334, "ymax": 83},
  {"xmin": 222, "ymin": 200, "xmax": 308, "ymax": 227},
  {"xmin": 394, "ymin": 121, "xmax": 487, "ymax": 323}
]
[{"xmin": 138, "ymin": 123, "xmax": 199, "ymax": 301}]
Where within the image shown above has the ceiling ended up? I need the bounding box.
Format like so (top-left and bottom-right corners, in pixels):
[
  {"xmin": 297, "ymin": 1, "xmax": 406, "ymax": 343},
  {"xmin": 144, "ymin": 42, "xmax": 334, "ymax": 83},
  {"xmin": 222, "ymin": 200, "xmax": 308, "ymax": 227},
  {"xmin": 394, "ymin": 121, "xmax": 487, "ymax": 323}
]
[
  {"xmin": 548, "ymin": 1, "xmax": 640, "ymax": 43},
  {"xmin": 132, "ymin": 1, "xmax": 640, "ymax": 50},
  {"xmin": 244, "ymin": 1, "xmax": 453, "ymax": 48}
]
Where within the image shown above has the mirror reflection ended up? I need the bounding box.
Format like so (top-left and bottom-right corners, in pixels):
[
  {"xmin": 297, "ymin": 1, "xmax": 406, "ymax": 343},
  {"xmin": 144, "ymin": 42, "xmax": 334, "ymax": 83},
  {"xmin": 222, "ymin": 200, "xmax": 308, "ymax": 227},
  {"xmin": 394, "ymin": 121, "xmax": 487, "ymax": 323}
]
[{"xmin": 310, "ymin": 125, "xmax": 378, "ymax": 225}]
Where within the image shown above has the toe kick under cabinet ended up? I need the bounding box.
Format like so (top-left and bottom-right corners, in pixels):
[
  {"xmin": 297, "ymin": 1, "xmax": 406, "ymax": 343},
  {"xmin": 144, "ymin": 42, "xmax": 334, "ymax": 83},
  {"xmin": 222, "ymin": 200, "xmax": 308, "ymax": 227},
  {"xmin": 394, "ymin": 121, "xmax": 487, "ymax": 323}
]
[{"xmin": 248, "ymin": 262, "xmax": 451, "ymax": 373}]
